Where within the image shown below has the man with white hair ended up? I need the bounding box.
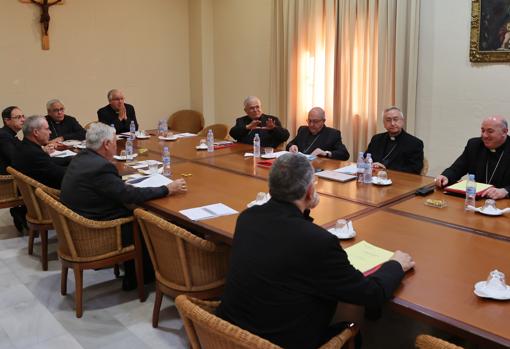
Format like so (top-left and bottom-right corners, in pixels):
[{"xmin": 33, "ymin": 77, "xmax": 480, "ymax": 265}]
[
  {"xmin": 287, "ymin": 107, "xmax": 349, "ymax": 160},
  {"xmin": 217, "ymin": 153, "xmax": 414, "ymax": 349},
  {"xmin": 365, "ymin": 106, "xmax": 424, "ymax": 174},
  {"xmin": 45, "ymin": 99, "xmax": 85, "ymax": 142},
  {"xmin": 97, "ymin": 89, "xmax": 138, "ymax": 133},
  {"xmin": 229, "ymin": 96, "xmax": 289, "ymax": 148},
  {"xmin": 61, "ymin": 123, "xmax": 187, "ymax": 289},
  {"xmin": 12, "ymin": 115, "xmax": 69, "ymax": 189},
  {"xmin": 436, "ymin": 115, "xmax": 510, "ymax": 199}
]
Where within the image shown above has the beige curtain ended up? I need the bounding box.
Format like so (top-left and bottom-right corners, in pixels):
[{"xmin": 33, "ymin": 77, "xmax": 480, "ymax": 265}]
[{"xmin": 270, "ymin": 0, "xmax": 420, "ymax": 159}]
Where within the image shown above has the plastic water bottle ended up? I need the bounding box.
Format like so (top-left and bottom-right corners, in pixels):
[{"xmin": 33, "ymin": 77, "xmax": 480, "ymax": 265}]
[
  {"xmin": 363, "ymin": 153, "xmax": 373, "ymax": 184},
  {"xmin": 253, "ymin": 133, "xmax": 261, "ymax": 158},
  {"xmin": 207, "ymin": 129, "xmax": 214, "ymax": 153},
  {"xmin": 162, "ymin": 146, "xmax": 171, "ymax": 177},
  {"xmin": 125, "ymin": 138, "xmax": 134, "ymax": 161},
  {"xmin": 129, "ymin": 120, "xmax": 136, "ymax": 139},
  {"xmin": 465, "ymin": 174, "xmax": 476, "ymax": 211},
  {"xmin": 356, "ymin": 152, "xmax": 364, "ymax": 183},
  {"xmin": 158, "ymin": 119, "xmax": 167, "ymax": 136}
]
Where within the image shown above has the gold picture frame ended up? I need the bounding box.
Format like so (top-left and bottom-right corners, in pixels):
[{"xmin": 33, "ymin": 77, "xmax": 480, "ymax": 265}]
[{"xmin": 470, "ymin": 0, "xmax": 510, "ymax": 62}]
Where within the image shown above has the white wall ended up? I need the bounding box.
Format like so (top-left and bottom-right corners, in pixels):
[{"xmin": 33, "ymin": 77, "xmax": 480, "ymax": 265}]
[
  {"xmin": 416, "ymin": 0, "xmax": 510, "ymax": 176},
  {"xmin": 0, "ymin": 0, "xmax": 190, "ymax": 130}
]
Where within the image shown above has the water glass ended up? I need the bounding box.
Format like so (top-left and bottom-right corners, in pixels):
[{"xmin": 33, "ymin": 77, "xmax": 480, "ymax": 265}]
[
  {"xmin": 119, "ymin": 150, "xmax": 126, "ymax": 159},
  {"xmin": 482, "ymin": 199, "xmax": 497, "ymax": 212},
  {"xmin": 148, "ymin": 160, "xmax": 159, "ymax": 175},
  {"xmin": 377, "ymin": 170, "xmax": 388, "ymax": 181},
  {"xmin": 264, "ymin": 147, "xmax": 274, "ymax": 155},
  {"xmin": 486, "ymin": 270, "xmax": 507, "ymax": 291},
  {"xmin": 335, "ymin": 219, "xmax": 347, "ymax": 231}
]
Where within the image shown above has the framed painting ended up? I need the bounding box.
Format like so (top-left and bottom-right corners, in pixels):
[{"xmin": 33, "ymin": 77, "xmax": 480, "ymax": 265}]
[{"xmin": 470, "ymin": 0, "xmax": 510, "ymax": 62}]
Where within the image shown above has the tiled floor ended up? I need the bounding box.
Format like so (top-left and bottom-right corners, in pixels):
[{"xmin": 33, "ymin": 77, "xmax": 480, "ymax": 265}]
[{"xmin": 0, "ymin": 208, "xmax": 478, "ymax": 349}]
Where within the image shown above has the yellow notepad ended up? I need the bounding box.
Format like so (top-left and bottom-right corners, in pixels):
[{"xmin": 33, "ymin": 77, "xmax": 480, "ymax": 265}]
[
  {"xmin": 344, "ymin": 240, "xmax": 393, "ymax": 273},
  {"xmin": 445, "ymin": 180, "xmax": 492, "ymax": 195}
]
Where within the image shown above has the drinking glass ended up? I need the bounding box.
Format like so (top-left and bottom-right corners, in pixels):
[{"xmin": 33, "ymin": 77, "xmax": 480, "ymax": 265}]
[
  {"xmin": 486, "ymin": 270, "xmax": 506, "ymax": 291},
  {"xmin": 377, "ymin": 170, "xmax": 388, "ymax": 181},
  {"xmin": 482, "ymin": 199, "xmax": 497, "ymax": 212},
  {"xmin": 148, "ymin": 160, "xmax": 159, "ymax": 175},
  {"xmin": 264, "ymin": 147, "xmax": 274, "ymax": 155},
  {"xmin": 335, "ymin": 219, "xmax": 347, "ymax": 232}
]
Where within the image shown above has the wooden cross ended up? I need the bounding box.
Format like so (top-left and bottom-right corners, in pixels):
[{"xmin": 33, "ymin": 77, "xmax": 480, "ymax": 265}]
[{"xmin": 20, "ymin": 0, "xmax": 65, "ymax": 50}]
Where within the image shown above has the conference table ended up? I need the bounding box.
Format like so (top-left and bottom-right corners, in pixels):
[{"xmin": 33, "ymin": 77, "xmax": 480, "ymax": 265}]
[{"xmin": 122, "ymin": 134, "xmax": 509, "ymax": 348}]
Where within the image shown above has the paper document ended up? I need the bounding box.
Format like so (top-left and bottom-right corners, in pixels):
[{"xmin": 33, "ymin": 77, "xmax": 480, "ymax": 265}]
[
  {"xmin": 315, "ymin": 170, "xmax": 356, "ymax": 182},
  {"xmin": 344, "ymin": 240, "xmax": 393, "ymax": 273},
  {"xmin": 50, "ymin": 150, "xmax": 77, "ymax": 158},
  {"xmin": 126, "ymin": 174, "xmax": 171, "ymax": 188},
  {"xmin": 179, "ymin": 203, "xmax": 238, "ymax": 221},
  {"xmin": 335, "ymin": 164, "xmax": 357, "ymax": 175},
  {"xmin": 174, "ymin": 132, "xmax": 196, "ymax": 138},
  {"xmin": 130, "ymin": 160, "xmax": 163, "ymax": 169},
  {"xmin": 445, "ymin": 180, "xmax": 492, "ymax": 194}
]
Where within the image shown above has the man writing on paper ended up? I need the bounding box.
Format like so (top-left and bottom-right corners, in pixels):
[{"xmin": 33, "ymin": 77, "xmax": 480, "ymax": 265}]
[
  {"xmin": 286, "ymin": 107, "xmax": 350, "ymax": 160},
  {"xmin": 435, "ymin": 116, "xmax": 510, "ymax": 199},
  {"xmin": 229, "ymin": 96, "xmax": 289, "ymax": 148},
  {"xmin": 217, "ymin": 153, "xmax": 414, "ymax": 349},
  {"xmin": 61, "ymin": 123, "xmax": 187, "ymax": 289},
  {"xmin": 365, "ymin": 106, "xmax": 424, "ymax": 174}
]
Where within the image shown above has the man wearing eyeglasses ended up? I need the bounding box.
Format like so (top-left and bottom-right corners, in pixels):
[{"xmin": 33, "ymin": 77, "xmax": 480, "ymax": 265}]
[
  {"xmin": 45, "ymin": 99, "xmax": 86, "ymax": 142},
  {"xmin": 365, "ymin": 106, "xmax": 424, "ymax": 174},
  {"xmin": 287, "ymin": 107, "xmax": 350, "ymax": 160},
  {"xmin": 97, "ymin": 89, "xmax": 138, "ymax": 134}
]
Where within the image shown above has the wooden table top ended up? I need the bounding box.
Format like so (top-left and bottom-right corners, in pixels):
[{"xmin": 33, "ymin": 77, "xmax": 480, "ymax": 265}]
[
  {"xmin": 345, "ymin": 210, "xmax": 510, "ymax": 347},
  {"xmin": 196, "ymin": 154, "xmax": 434, "ymax": 207},
  {"xmin": 133, "ymin": 135, "xmax": 251, "ymax": 161},
  {"xmin": 387, "ymin": 190, "xmax": 510, "ymax": 241},
  {"xmin": 142, "ymin": 161, "xmax": 371, "ymax": 241}
]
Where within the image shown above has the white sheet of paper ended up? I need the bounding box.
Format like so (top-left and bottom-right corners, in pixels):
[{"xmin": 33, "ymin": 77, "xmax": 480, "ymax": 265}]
[
  {"xmin": 335, "ymin": 164, "xmax": 357, "ymax": 174},
  {"xmin": 174, "ymin": 132, "xmax": 196, "ymax": 138},
  {"xmin": 127, "ymin": 174, "xmax": 171, "ymax": 188},
  {"xmin": 50, "ymin": 150, "xmax": 77, "ymax": 158},
  {"xmin": 179, "ymin": 203, "xmax": 238, "ymax": 221}
]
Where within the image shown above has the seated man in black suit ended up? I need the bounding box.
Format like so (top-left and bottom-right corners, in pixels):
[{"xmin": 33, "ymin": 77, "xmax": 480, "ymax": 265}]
[
  {"xmin": 216, "ymin": 153, "xmax": 414, "ymax": 349},
  {"xmin": 365, "ymin": 106, "xmax": 424, "ymax": 174},
  {"xmin": 97, "ymin": 89, "xmax": 138, "ymax": 133},
  {"xmin": 45, "ymin": 99, "xmax": 86, "ymax": 142},
  {"xmin": 12, "ymin": 115, "xmax": 69, "ymax": 189},
  {"xmin": 1, "ymin": 106, "xmax": 27, "ymax": 232},
  {"xmin": 436, "ymin": 115, "xmax": 510, "ymax": 200},
  {"xmin": 229, "ymin": 96, "xmax": 289, "ymax": 148},
  {"xmin": 61, "ymin": 122, "xmax": 187, "ymax": 289},
  {"xmin": 287, "ymin": 107, "xmax": 349, "ymax": 160}
]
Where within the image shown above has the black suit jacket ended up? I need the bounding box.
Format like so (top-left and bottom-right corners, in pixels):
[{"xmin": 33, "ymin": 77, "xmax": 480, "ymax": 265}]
[
  {"xmin": 12, "ymin": 138, "xmax": 68, "ymax": 189},
  {"xmin": 61, "ymin": 149, "xmax": 168, "ymax": 220},
  {"xmin": 97, "ymin": 103, "xmax": 138, "ymax": 134},
  {"xmin": 46, "ymin": 115, "xmax": 86, "ymax": 141},
  {"xmin": 365, "ymin": 130, "xmax": 424, "ymax": 174},
  {"xmin": 441, "ymin": 137, "xmax": 510, "ymax": 193},
  {"xmin": 216, "ymin": 199, "xmax": 404, "ymax": 349},
  {"xmin": 286, "ymin": 126, "xmax": 350, "ymax": 160},
  {"xmin": 229, "ymin": 114, "xmax": 290, "ymax": 148},
  {"xmin": 0, "ymin": 126, "xmax": 20, "ymax": 174}
]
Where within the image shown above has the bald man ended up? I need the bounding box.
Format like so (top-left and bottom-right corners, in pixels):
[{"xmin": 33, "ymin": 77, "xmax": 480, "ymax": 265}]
[{"xmin": 436, "ymin": 116, "xmax": 510, "ymax": 199}]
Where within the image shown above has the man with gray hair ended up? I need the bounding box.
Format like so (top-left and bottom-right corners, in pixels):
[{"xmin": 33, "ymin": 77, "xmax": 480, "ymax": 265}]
[
  {"xmin": 365, "ymin": 106, "xmax": 424, "ymax": 174},
  {"xmin": 436, "ymin": 115, "xmax": 510, "ymax": 199},
  {"xmin": 287, "ymin": 107, "xmax": 350, "ymax": 160},
  {"xmin": 61, "ymin": 122, "xmax": 187, "ymax": 289},
  {"xmin": 97, "ymin": 89, "xmax": 138, "ymax": 133},
  {"xmin": 12, "ymin": 115, "xmax": 68, "ymax": 189},
  {"xmin": 45, "ymin": 99, "xmax": 85, "ymax": 142},
  {"xmin": 229, "ymin": 96, "xmax": 289, "ymax": 147},
  {"xmin": 217, "ymin": 153, "xmax": 414, "ymax": 349}
]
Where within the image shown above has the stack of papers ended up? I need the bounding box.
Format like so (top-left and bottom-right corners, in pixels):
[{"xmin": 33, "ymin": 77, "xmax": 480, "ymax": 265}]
[
  {"xmin": 50, "ymin": 150, "xmax": 77, "ymax": 158},
  {"xmin": 179, "ymin": 203, "xmax": 238, "ymax": 221},
  {"xmin": 174, "ymin": 133, "xmax": 196, "ymax": 138},
  {"xmin": 315, "ymin": 170, "xmax": 356, "ymax": 182},
  {"xmin": 335, "ymin": 164, "xmax": 357, "ymax": 175},
  {"xmin": 344, "ymin": 240, "xmax": 393, "ymax": 274},
  {"xmin": 126, "ymin": 173, "xmax": 171, "ymax": 188}
]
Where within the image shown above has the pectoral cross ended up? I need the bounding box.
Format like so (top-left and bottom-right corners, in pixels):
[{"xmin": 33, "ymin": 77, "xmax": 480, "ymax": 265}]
[{"xmin": 20, "ymin": 0, "xmax": 65, "ymax": 50}]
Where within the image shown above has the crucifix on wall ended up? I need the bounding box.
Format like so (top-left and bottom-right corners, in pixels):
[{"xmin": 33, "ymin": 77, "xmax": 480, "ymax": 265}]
[{"xmin": 20, "ymin": 0, "xmax": 65, "ymax": 50}]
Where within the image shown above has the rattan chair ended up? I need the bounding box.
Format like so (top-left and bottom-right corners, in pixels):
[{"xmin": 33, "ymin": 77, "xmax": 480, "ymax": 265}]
[
  {"xmin": 0, "ymin": 174, "xmax": 24, "ymax": 209},
  {"xmin": 167, "ymin": 109, "xmax": 205, "ymax": 133},
  {"xmin": 35, "ymin": 188, "xmax": 145, "ymax": 318},
  {"xmin": 415, "ymin": 334, "xmax": 464, "ymax": 349},
  {"xmin": 7, "ymin": 166, "xmax": 60, "ymax": 270},
  {"xmin": 175, "ymin": 295, "xmax": 359, "ymax": 349},
  {"xmin": 197, "ymin": 124, "xmax": 229, "ymax": 140},
  {"xmin": 134, "ymin": 208, "xmax": 229, "ymax": 328}
]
